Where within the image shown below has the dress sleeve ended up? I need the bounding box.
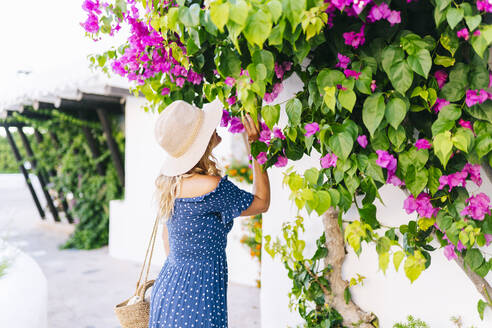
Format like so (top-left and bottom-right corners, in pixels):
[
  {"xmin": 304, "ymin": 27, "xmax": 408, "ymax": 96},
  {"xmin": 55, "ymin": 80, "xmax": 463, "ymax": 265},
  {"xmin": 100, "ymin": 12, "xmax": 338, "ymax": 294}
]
[{"xmin": 208, "ymin": 175, "xmax": 254, "ymax": 225}]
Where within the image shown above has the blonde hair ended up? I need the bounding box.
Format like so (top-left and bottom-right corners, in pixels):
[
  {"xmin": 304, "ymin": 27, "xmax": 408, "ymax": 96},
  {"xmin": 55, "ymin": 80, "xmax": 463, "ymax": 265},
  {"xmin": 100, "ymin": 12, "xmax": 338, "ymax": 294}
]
[{"xmin": 153, "ymin": 133, "xmax": 222, "ymax": 223}]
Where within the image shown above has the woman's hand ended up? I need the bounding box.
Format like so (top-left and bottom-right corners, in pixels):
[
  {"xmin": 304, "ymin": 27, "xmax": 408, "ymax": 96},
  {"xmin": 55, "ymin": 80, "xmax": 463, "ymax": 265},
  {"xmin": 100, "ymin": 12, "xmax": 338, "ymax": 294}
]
[{"xmin": 241, "ymin": 112, "xmax": 260, "ymax": 144}]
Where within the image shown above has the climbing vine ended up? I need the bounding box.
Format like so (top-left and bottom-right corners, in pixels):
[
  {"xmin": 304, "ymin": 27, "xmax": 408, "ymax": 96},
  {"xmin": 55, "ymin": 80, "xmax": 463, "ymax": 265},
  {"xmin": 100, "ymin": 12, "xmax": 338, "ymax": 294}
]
[
  {"xmin": 84, "ymin": 0, "xmax": 492, "ymax": 324},
  {"xmin": 0, "ymin": 109, "xmax": 124, "ymax": 249}
]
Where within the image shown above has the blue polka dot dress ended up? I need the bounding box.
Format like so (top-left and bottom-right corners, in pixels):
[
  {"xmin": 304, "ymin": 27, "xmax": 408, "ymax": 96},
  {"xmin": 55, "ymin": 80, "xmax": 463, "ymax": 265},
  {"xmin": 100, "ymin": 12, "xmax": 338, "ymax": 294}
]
[{"xmin": 148, "ymin": 174, "xmax": 254, "ymax": 328}]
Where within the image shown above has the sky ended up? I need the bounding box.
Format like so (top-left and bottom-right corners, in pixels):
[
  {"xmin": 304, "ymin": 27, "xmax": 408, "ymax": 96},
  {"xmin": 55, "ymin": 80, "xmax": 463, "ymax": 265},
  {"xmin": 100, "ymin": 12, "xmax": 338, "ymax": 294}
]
[{"xmin": 0, "ymin": 0, "xmax": 127, "ymax": 103}]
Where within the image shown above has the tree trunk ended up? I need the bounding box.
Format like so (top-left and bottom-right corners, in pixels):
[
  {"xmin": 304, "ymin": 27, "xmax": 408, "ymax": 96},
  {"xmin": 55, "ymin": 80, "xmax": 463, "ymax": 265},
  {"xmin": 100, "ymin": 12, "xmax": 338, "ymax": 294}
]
[{"xmin": 322, "ymin": 207, "xmax": 377, "ymax": 327}]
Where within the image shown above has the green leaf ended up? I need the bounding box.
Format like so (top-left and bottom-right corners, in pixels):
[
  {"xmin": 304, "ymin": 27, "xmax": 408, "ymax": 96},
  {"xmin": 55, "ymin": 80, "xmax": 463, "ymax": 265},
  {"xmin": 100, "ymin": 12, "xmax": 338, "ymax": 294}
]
[
  {"xmin": 440, "ymin": 81, "xmax": 465, "ymax": 102},
  {"xmin": 470, "ymin": 34, "xmax": 489, "ymax": 58},
  {"xmin": 434, "ymin": 55, "xmax": 455, "ymax": 67},
  {"xmin": 385, "ymin": 97, "xmax": 407, "ymax": 130},
  {"xmin": 338, "ymin": 89, "xmax": 356, "ymax": 112},
  {"xmin": 317, "ymin": 69, "xmax": 345, "ymax": 91},
  {"xmin": 261, "ymin": 105, "xmax": 280, "ymax": 130},
  {"xmin": 358, "ymin": 203, "xmax": 380, "ymax": 229},
  {"xmin": 407, "ymin": 49, "xmax": 432, "ymax": 78},
  {"xmin": 393, "ymin": 251, "xmax": 405, "ymax": 272},
  {"xmin": 428, "ymin": 167, "xmax": 442, "ymax": 195},
  {"xmin": 446, "ymin": 7, "xmax": 464, "ymax": 30},
  {"xmin": 404, "ymin": 250, "xmax": 426, "ymax": 283},
  {"xmin": 376, "ymin": 236, "xmax": 391, "ymax": 254},
  {"xmin": 478, "ymin": 299, "xmax": 487, "ymax": 320},
  {"xmin": 229, "ymin": 0, "xmax": 250, "ymax": 26},
  {"xmin": 210, "ymin": 2, "xmax": 230, "ymax": 32},
  {"xmin": 440, "ymin": 32, "xmax": 460, "ymax": 56},
  {"xmin": 282, "ymin": 0, "xmax": 306, "ymax": 31},
  {"xmin": 344, "ymin": 287, "xmax": 351, "ymax": 305},
  {"xmin": 286, "ymin": 98, "xmax": 302, "ymax": 126},
  {"xmin": 252, "ymin": 49, "xmax": 275, "ymax": 81},
  {"xmin": 464, "ymin": 248, "xmax": 484, "ymax": 271},
  {"xmin": 379, "ymin": 252, "xmax": 390, "ymax": 274},
  {"xmin": 465, "ymin": 15, "xmax": 481, "ymax": 32},
  {"xmin": 267, "ymin": 0, "xmax": 282, "ymax": 23},
  {"xmin": 382, "ymin": 46, "xmax": 413, "ymax": 94},
  {"xmin": 365, "ymin": 153, "xmax": 385, "ymax": 183},
  {"xmin": 452, "ymin": 128, "xmax": 474, "ymax": 153},
  {"xmin": 431, "ymin": 118, "xmax": 455, "ymax": 136},
  {"xmin": 243, "ymin": 9, "xmax": 272, "ymax": 47},
  {"xmin": 304, "ymin": 167, "xmax": 319, "ymax": 186},
  {"xmin": 178, "ymin": 4, "xmax": 200, "ymax": 27},
  {"xmin": 436, "ymin": 0, "xmax": 452, "ymax": 11},
  {"xmin": 474, "ymin": 134, "xmax": 492, "ymax": 158},
  {"xmin": 434, "ymin": 131, "xmax": 453, "ymax": 168},
  {"xmin": 362, "ymin": 92, "xmax": 386, "ymax": 137},
  {"xmin": 315, "ymin": 190, "xmax": 331, "ymax": 216},
  {"xmin": 217, "ymin": 47, "xmax": 241, "ymax": 78},
  {"xmin": 323, "ymin": 86, "xmax": 336, "ymax": 112},
  {"xmin": 328, "ymin": 132, "xmax": 354, "ymax": 160},
  {"xmin": 406, "ymin": 165, "xmax": 429, "ymax": 197}
]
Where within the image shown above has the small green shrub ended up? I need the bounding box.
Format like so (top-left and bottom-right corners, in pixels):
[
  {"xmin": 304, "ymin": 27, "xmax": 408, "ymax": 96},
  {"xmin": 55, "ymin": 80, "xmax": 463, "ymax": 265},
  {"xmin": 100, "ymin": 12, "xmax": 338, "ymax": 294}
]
[{"xmin": 393, "ymin": 315, "xmax": 430, "ymax": 328}]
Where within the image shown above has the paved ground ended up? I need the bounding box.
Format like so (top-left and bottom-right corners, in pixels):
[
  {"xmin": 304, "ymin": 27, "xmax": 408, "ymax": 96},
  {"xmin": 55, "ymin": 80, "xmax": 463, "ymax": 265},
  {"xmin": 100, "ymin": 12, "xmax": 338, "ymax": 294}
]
[{"xmin": 0, "ymin": 173, "xmax": 260, "ymax": 328}]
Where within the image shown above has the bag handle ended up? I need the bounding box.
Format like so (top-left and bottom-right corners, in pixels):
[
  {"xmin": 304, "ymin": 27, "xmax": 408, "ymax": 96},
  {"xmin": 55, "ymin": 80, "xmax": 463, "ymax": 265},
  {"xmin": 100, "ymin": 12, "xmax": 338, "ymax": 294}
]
[{"xmin": 134, "ymin": 214, "xmax": 159, "ymax": 296}]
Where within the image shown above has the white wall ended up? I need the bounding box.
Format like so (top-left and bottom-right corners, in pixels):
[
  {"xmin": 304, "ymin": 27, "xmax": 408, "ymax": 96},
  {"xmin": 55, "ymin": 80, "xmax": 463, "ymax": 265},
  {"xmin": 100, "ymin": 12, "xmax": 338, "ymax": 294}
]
[
  {"xmin": 260, "ymin": 74, "xmax": 492, "ymax": 327},
  {"xmin": 0, "ymin": 243, "xmax": 47, "ymax": 328},
  {"xmin": 109, "ymin": 95, "xmax": 260, "ymax": 286}
]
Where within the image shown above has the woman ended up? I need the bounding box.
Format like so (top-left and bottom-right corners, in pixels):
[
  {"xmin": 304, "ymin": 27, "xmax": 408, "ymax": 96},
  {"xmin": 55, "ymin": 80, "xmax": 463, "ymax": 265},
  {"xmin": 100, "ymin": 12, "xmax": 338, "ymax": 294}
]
[{"xmin": 149, "ymin": 99, "xmax": 270, "ymax": 328}]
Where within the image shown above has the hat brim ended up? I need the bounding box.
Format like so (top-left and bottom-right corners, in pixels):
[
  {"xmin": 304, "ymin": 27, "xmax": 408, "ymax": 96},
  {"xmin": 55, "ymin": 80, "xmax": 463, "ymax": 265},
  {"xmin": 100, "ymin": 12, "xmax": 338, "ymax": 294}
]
[{"xmin": 158, "ymin": 98, "xmax": 223, "ymax": 177}]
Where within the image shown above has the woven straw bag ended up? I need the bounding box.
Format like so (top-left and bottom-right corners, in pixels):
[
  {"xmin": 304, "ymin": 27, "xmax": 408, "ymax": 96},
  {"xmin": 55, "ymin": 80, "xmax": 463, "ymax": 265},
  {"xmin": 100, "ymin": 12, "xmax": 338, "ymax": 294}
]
[{"xmin": 115, "ymin": 215, "xmax": 159, "ymax": 328}]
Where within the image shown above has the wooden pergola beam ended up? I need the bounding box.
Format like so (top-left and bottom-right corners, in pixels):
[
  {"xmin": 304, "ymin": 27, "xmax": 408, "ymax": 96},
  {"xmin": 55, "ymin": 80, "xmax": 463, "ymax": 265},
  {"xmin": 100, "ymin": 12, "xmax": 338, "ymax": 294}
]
[
  {"xmin": 17, "ymin": 127, "xmax": 61, "ymax": 222},
  {"xmin": 96, "ymin": 108, "xmax": 125, "ymax": 187},
  {"xmin": 3, "ymin": 126, "xmax": 45, "ymax": 219}
]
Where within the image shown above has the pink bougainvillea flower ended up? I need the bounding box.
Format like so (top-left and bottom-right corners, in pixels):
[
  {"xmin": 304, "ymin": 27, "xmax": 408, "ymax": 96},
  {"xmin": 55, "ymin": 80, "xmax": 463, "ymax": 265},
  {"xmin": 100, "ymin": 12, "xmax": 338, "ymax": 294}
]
[
  {"xmin": 404, "ymin": 193, "xmax": 437, "ymax": 218},
  {"xmin": 220, "ymin": 110, "xmax": 231, "ymax": 127},
  {"xmin": 275, "ymin": 155, "xmax": 288, "ymax": 168},
  {"xmin": 415, "ymin": 139, "xmax": 431, "ymax": 150},
  {"xmin": 434, "ymin": 70, "xmax": 448, "ymax": 89},
  {"xmin": 387, "ymin": 10, "xmax": 401, "ymax": 26},
  {"xmin": 457, "ymin": 28, "xmax": 469, "ymax": 40},
  {"xmin": 344, "ymin": 69, "xmax": 361, "ymax": 79},
  {"xmin": 161, "ymin": 87, "xmax": 170, "ymax": 95},
  {"xmin": 443, "ymin": 244, "xmax": 458, "ymax": 260},
  {"xmin": 336, "ymin": 84, "xmax": 347, "ymax": 91},
  {"xmin": 375, "ymin": 150, "xmax": 397, "ymax": 173},
  {"xmin": 81, "ymin": 13, "xmax": 100, "ymax": 33},
  {"xmin": 458, "ymin": 119, "xmax": 473, "ymax": 130},
  {"xmin": 259, "ymin": 130, "xmax": 272, "ymax": 144},
  {"xmin": 227, "ymin": 96, "xmax": 236, "ymax": 106},
  {"xmin": 224, "ymin": 77, "xmax": 235, "ymax": 86},
  {"xmin": 343, "ymin": 25, "xmax": 366, "ymax": 49},
  {"xmin": 357, "ymin": 135, "xmax": 368, "ymax": 148},
  {"xmin": 320, "ymin": 153, "xmax": 338, "ymax": 168},
  {"xmin": 466, "ymin": 89, "xmax": 483, "ymax": 107},
  {"xmin": 370, "ymin": 80, "xmax": 377, "ymax": 92},
  {"xmin": 264, "ymin": 83, "xmax": 284, "ymax": 104},
  {"xmin": 432, "ymin": 98, "xmax": 450, "ymax": 113},
  {"xmin": 461, "ymin": 193, "xmax": 491, "ymax": 221},
  {"xmin": 438, "ymin": 171, "xmax": 468, "ymax": 192},
  {"xmin": 274, "ymin": 62, "xmax": 285, "ymax": 80},
  {"xmin": 304, "ymin": 122, "xmax": 320, "ymax": 137},
  {"xmin": 485, "ymin": 234, "xmax": 492, "ymax": 246},
  {"xmin": 256, "ymin": 152, "xmax": 268, "ymax": 165},
  {"xmin": 273, "ymin": 127, "xmax": 286, "ymax": 140},
  {"xmin": 367, "ymin": 2, "xmax": 391, "ymax": 21},
  {"xmin": 473, "ymin": 30, "xmax": 481, "ymax": 36},
  {"xmin": 387, "ymin": 172, "xmax": 404, "ymax": 187},
  {"xmin": 477, "ymin": 0, "xmax": 492, "ymax": 12},
  {"xmin": 228, "ymin": 117, "xmax": 245, "ymax": 133},
  {"xmin": 463, "ymin": 163, "xmax": 482, "ymax": 186},
  {"xmin": 176, "ymin": 77, "xmax": 185, "ymax": 87},
  {"xmin": 282, "ymin": 61, "xmax": 292, "ymax": 71},
  {"xmin": 336, "ymin": 53, "xmax": 351, "ymax": 69}
]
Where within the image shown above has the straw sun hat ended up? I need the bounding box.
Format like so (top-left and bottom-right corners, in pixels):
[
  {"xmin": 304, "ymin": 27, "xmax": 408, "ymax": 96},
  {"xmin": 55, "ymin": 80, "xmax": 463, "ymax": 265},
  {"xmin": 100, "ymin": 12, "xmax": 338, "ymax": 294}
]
[{"xmin": 154, "ymin": 98, "xmax": 223, "ymax": 177}]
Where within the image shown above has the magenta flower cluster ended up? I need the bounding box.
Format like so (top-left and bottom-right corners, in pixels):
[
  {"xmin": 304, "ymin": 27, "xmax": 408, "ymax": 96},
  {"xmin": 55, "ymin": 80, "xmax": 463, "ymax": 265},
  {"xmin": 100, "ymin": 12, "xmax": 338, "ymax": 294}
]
[
  {"xmin": 367, "ymin": 2, "xmax": 401, "ymax": 26},
  {"xmin": 461, "ymin": 193, "xmax": 491, "ymax": 221},
  {"xmin": 320, "ymin": 153, "xmax": 338, "ymax": 168},
  {"xmin": 274, "ymin": 61, "xmax": 293, "ymax": 80},
  {"xmin": 465, "ymin": 89, "xmax": 492, "ymax": 107},
  {"xmin": 477, "ymin": 0, "xmax": 492, "ymax": 12},
  {"xmin": 404, "ymin": 193, "xmax": 438, "ymax": 218},
  {"xmin": 343, "ymin": 25, "xmax": 366, "ymax": 48},
  {"xmin": 415, "ymin": 139, "xmax": 431, "ymax": 150},
  {"xmin": 81, "ymin": 0, "xmax": 102, "ymax": 34},
  {"xmin": 375, "ymin": 150, "xmax": 403, "ymax": 186},
  {"xmin": 434, "ymin": 70, "xmax": 447, "ymax": 89},
  {"xmin": 438, "ymin": 163, "xmax": 482, "ymax": 192}
]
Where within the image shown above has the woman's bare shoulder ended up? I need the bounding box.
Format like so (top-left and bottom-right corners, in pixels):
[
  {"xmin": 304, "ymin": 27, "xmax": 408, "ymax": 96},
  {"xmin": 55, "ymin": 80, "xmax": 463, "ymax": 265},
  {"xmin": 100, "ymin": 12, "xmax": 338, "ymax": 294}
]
[{"xmin": 178, "ymin": 174, "xmax": 222, "ymax": 198}]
